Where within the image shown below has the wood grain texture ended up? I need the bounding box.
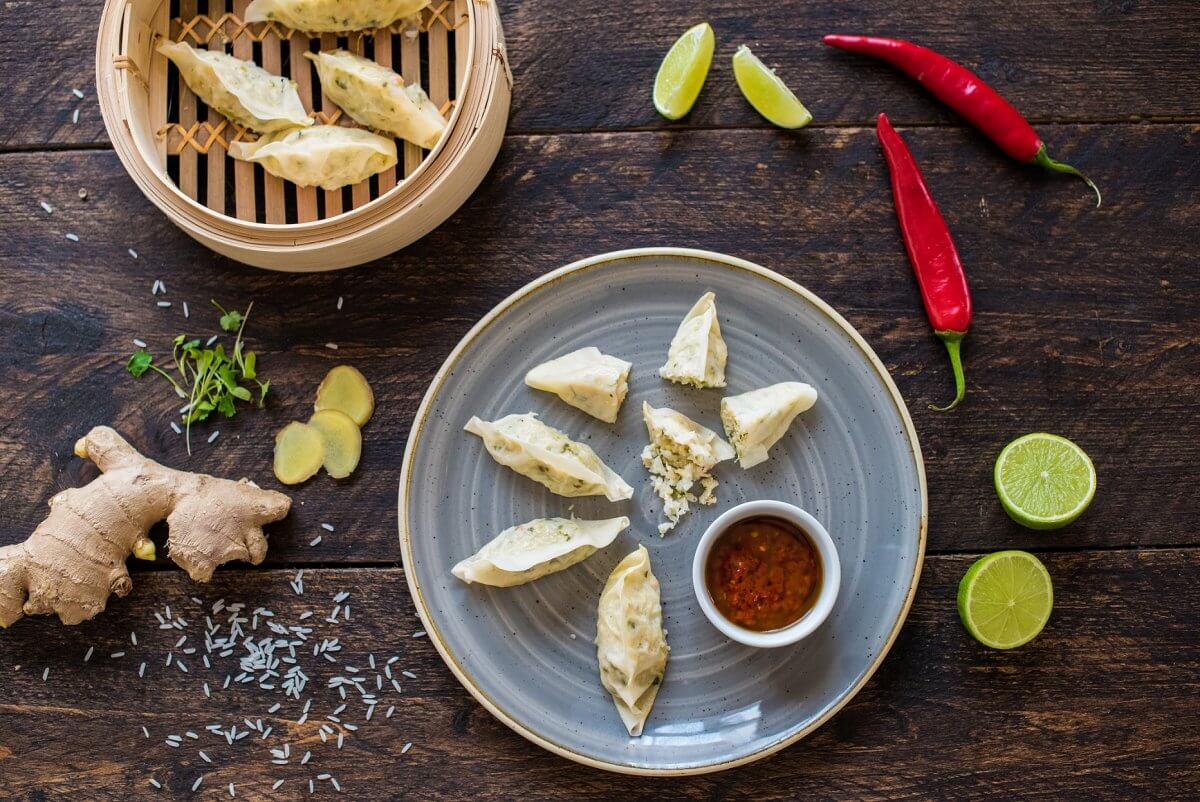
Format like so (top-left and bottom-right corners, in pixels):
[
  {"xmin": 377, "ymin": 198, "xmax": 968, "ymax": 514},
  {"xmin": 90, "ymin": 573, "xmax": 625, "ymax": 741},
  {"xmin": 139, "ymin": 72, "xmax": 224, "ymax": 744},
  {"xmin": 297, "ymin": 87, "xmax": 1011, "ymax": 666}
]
[
  {"xmin": 3, "ymin": 0, "xmax": 1200, "ymax": 148},
  {"xmin": 0, "ymin": 551, "xmax": 1196, "ymax": 798},
  {"xmin": 0, "ymin": 124, "xmax": 1196, "ymax": 563}
]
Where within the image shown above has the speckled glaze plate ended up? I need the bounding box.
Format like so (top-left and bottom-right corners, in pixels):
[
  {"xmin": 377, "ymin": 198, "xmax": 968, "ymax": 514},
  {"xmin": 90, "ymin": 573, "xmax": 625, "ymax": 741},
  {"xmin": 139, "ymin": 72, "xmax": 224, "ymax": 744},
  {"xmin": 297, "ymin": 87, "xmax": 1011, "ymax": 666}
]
[{"xmin": 399, "ymin": 248, "xmax": 926, "ymax": 775}]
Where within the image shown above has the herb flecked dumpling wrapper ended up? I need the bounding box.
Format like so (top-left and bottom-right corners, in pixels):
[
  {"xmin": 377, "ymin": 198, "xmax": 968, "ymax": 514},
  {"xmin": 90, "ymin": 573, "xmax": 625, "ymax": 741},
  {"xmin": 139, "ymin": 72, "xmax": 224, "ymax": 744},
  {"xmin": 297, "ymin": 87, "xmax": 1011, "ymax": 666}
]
[
  {"xmin": 244, "ymin": 0, "xmax": 432, "ymax": 33},
  {"xmin": 158, "ymin": 41, "xmax": 311, "ymax": 134},
  {"xmin": 228, "ymin": 126, "xmax": 398, "ymax": 191},
  {"xmin": 305, "ymin": 49, "xmax": 448, "ymax": 150},
  {"xmin": 464, "ymin": 413, "xmax": 633, "ymax": 501}
]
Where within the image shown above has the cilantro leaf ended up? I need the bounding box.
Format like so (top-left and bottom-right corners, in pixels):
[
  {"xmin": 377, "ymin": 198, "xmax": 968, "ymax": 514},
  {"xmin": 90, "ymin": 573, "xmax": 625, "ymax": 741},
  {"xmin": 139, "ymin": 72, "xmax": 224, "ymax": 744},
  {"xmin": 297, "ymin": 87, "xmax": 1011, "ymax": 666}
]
[{"xmin": 126, "ymin": 350, "xmax": 154, "ymax": 377}]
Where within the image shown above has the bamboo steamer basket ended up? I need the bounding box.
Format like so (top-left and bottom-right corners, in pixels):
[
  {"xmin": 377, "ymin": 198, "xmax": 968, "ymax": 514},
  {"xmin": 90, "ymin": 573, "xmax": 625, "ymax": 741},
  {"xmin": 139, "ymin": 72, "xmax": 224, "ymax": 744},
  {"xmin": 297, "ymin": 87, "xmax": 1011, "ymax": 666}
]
[{"xmin": 96, "ymin": 0, "xmax": 511, "ymax": 271}]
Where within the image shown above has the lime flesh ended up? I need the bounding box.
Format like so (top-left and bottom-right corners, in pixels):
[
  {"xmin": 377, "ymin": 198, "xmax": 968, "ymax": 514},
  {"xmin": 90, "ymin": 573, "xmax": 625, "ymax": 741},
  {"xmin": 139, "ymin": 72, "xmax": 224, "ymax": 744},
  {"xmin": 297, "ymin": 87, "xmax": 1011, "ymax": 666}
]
[
  {"xmin": 732, "ymin": 45, "xmax": 812, "ymax": 129},
  {"xmin": 653, "ymin": 23, "xmax": 715, "ymax": 120},
  {"xmin": 995, "ymin": 433, "xmax": 1096, "ymax": 530},
  {"xmin": 958, "ymin": 550, "xmax": 1053, "ymax": 649}
]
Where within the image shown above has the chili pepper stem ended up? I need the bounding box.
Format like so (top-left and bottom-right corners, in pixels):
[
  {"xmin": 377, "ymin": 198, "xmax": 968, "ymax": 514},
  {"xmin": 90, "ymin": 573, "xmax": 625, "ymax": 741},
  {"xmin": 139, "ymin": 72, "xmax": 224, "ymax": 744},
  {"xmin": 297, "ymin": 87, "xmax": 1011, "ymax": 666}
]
[
  {"xmin": 1032, "ymin": 146, "xmax": 1102, "ymax": 208},
  {"xmin": 930, "ymin": 331, "xmax": 967, "ymax": 412}
]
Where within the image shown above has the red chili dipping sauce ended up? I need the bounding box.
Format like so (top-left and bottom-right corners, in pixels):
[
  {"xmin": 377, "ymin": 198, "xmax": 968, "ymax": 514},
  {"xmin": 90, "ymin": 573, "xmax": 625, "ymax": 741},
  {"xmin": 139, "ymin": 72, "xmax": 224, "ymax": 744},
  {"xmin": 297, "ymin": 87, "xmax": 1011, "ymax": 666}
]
[{"xmin": 705, "ymin": 515, "xmax": 823, "ymax": 631}]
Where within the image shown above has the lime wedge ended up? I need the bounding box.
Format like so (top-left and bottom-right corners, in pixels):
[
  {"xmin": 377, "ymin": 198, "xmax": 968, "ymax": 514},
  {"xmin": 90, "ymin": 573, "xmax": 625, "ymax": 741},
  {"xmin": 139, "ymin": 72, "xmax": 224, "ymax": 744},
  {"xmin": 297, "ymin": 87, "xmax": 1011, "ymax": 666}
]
[
  {"xmin": 995, "ymin": 433, "xmax": 1096, "ymax": 530},
  {"xmin": 732, "ymin": 45, "xmax": 812, "ymax": 129},
  {"xmin": 958, "ymin": 550, "xmax": 1053, "ymax": 649},
  {"xmin": 653, "ymin": 23, "xmax": 715, "ymax": 120}
]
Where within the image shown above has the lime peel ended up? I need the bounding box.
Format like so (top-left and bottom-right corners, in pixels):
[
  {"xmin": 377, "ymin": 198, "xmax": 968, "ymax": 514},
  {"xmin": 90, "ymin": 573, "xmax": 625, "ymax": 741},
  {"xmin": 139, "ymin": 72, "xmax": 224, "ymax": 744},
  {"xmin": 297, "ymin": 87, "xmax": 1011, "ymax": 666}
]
[
  {"xmin": 732, "ymin": 45, "xmax": 812, "ymax": 129},
  {"xmin": 995, "ymin": 433, "xmax": 1096, "ymax": 530},
  {"xmin": 958, "ymin": 550, "xmax": 1053, "ymax": 650},
  {"xmin": 653, "ymin": 23, "xmax": 715, "ymax": 121}
]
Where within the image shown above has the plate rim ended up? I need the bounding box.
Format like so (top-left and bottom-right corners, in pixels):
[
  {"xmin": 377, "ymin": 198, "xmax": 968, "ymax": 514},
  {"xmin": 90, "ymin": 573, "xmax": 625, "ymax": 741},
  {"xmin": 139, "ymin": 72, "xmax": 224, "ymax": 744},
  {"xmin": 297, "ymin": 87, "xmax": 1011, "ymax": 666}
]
[{"xmin": 397, "ymin": 247, "xmax": 928, "ymax": 776}]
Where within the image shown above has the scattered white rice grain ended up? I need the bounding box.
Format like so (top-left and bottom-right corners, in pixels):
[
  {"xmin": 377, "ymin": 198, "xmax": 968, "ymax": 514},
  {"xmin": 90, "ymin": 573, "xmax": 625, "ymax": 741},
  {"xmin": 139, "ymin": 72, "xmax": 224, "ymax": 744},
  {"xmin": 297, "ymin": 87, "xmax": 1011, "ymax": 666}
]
[
  {"xmin": 206, "ymin": 335, "xmax": 219, "ymax": 346},
  {"xmin": 344, "ymin": 606, "xmax": 350, "ymax": 621},
  {"xmin": 132, "ymin": 632, "xmax": 140, "ymax": 648},
  {"xmin": 272, "ymin": 780, "xmax": 284, "ymax": 791},
  {"xmin": 412, "ymin": 631, "xmax": 427, "ymax": 639},
  {"xmin": 165, "ymin": 740, "xmax": 180, "ymax": 748},
  {"xmin": 402, "ymin": 670, "xmax": 416, "ymax": 679},
  {"xmin": 337, "ymin": 296, "xmax": 344, "ymax": 310},
  {"xmin": 325, "ymin": 342, "xmax": 338, "ymax": 350},
  {"xmin": 297, "ymin": 713, "xmax": 308, "ymax": 725},
  {"xmin": 262, "ymin": 726, "xmax": 273, "ymax": 739},
  {"xmin": 128, "ymin": 248, "xmax": 138, "ymax": 259},
  {"xmin": 301, "ymin": 750, "xmax": 312, "ymax": 765},
  {"xmin": 322, "ymin": 523, "xmax": 335, "ymax": 533},
  {"xmin": 192, "ymin": 776, "xmax": 204, "ymax": 791},
  {"xmin": 72, "ymin": 88, "xmax": 85, "ymax": 99},
  {"xmin": 157, "ymin": 301, "xmax": 172, "ymax": 308},
  {"xmin": 317, "ymin": 774, "xmax": 331, "ymax": 781},
  {"xmin": 309, "ymin": 536, "xmax": 322, "ymax": 547},
  {"xmin": 387, "ymin": 656, "xmax": 399, "ymax": 665},
  {"xmin": 166, "ymin": 653, "xmax": 173, "ymax": 667},
  {"xmin": 344, "ymin": 723, "xmax": 358, "ymax": 732},
  {"xmin": 337, "ymin": 733, "xmax": 344, "ymax": 749},
  {"xmin": 570, "ymin": 633, "xmax": 577, "ymax": 640},
  {"xmin": 65, "ymin": 233, "xmax": 79, "ymax": 242},
  {"xmin": 110, "ymin": 651, "xmax": 125, "ymax": 659},
  {"xmin": 318, "ymin": 730, "xmax": 328, "ymax": 743},
  {"xmin": 139, "ymin": 662, "xmax": 147, "ymax": 677},
  {"xmin": 40, "ymin": 201, "xmax": 53, "ymax": 214},
  {"xmin": 207, "ymin": 431, "xmax": 220, "ymax": 444},
  {"xmin": 268, "ymin": 703, "xmax": 281, "ymax": 714},
  {"xmin": 368, "ymin": 654, "xmax": 376, "ymax": 669},
  {"xmin": 391, "ymin": 679, "xmax": 402, "ymax": 694},
  {"xmin": 72, "ymin": 108, "xmax": 80, "ymax": 124},
  {"xmin": 331, "ymin": 778, "xmax": 342, "ymax": 792},
  {"xmin": 299, "ymin": 611, "xmax": 312, "ymax": 620},
  {"xmin": 183, "ymin": 302, "xmax": 189, "ymax": 319},
  {"xmin": 178, "ymin": 660, "xmax": 188, "ymax": 673},
  {"xmin": 309, "ymin": 780, "xmax": 315, "ymax": 794},
  {"xmin": 386, "ymin": 706, "xmax": 395, "ymax": 719},
  {"xmin": 229, "ymin": 783, "xmax": 236, "ymax": 798},
  {"xmin": 148, "ymin": 779, "xmax": 161, "ymax": 789},
  {"xmin": 142, "ymin": 726, "xmax": 150, "ymax": 738},
  {"xmin": 402, "ymin": 742, "xmax": 413, "ymax": 754},
  {"xmin": 199, "ymin": 751, "xmax": 211, "ymax": 763},
  {"xmin": 84, "ymin": 647, "xmax": 94, "ymax": 662}
]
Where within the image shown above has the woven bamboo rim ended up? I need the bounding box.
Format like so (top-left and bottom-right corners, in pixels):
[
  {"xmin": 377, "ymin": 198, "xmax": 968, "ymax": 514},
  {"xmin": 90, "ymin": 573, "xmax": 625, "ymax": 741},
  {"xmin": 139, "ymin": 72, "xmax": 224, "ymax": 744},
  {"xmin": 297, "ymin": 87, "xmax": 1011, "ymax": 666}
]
[{"xmin": 96, "ymin": 0, "xmax": 510, "ymax": 270}]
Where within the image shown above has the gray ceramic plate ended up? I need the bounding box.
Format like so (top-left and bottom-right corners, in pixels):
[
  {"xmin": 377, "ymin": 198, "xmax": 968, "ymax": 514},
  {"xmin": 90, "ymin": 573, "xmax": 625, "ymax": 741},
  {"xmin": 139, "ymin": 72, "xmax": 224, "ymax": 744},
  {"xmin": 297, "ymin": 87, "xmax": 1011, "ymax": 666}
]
[{"xmin": 399, "ymin": 248, "xmax": 926, "ymax": 775}]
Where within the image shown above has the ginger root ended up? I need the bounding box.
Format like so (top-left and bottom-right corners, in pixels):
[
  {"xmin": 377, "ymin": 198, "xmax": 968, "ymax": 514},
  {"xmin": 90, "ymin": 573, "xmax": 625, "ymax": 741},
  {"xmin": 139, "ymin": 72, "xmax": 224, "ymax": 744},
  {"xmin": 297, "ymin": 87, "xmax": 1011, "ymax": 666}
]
[
  {"xmin": 0, "ymin": 426, "xmax": 291, "ymax": 627},
  {"xmin": 314, "ymin": 365, "xmax": 374, "ymax": 427},
  {"xmin": 273, "ymin": 421, "xmax": 325, "ymax": 485},
  {"xmin": 307, "ymin": 409, "xmax": 362, "ymax": 479}
]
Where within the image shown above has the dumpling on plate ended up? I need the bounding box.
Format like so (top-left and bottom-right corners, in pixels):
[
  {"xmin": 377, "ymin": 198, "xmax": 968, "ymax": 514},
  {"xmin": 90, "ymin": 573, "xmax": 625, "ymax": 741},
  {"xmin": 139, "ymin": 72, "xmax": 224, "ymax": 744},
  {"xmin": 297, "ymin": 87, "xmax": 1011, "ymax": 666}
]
[
  {"xmin": 245, "ymin": 0, "xmax": 431, "ymax": 32},
  {"xmin": 157, "ymin": 41, "xmax": 310, "ymax": 134},
  {"xmin": 464, "ymin": 413, "xmax": 633, "ymax": 501},
  {"xmin": 305, "ymin": 50, "xmax": 447, "ymax": 150},
  {"xmin": 641, "ymin": 402, "xmax": 735, "ymax": 534},
  {"xmin": 452, "ymin": 516, "xmax": 629, "ymax": 587},
  {"xmin": 524, "ymin": 347, "xmax": 632, "ymax": 424},
  {"xmin": 721, "ymin": 382, "xmax": 818, "ymax": 469},
  {"xmin": 228, "ymin": 125, "xmax": 398, "ymax": 190},
  {"xmin": 596, "ymin": 545, "xmax": 669, "ymax": 737},
  {"xmin": 659, "ymin": 292, "xmax": 727, "ymax": 388}
]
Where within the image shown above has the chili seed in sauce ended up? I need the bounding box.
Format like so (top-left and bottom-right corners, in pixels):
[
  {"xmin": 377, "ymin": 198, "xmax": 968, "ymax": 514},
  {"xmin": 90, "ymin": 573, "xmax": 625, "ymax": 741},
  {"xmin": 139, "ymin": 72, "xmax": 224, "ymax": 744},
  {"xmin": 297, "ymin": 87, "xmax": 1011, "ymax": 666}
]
[{"xmin": 705, "ymin": 515, "xmax": 822, "ymax": 631}]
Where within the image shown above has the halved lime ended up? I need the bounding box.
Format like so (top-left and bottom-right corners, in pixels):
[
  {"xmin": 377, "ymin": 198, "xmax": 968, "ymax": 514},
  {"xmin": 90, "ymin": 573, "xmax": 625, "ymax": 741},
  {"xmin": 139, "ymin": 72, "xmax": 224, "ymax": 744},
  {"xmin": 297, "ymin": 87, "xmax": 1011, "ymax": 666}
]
[
  {"xmin": 653, "ymin": 23, "xmax": 715, "ymax": 121},
  {"xmin": 731, "ymin": 45, "xmax": 812, "ymax": 129},
  {"xmin": 958, "ymin": 550, "xmax": 1053, "ymax": 649},
  {"xmin": 995, "ymin": 433, "xmax": 1096, "ymax": 530}
]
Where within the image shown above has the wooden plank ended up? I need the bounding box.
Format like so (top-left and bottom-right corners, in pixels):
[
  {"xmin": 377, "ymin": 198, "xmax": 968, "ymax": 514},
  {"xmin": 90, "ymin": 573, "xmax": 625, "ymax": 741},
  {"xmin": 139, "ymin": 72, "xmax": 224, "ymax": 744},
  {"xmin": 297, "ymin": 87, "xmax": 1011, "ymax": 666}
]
[
  {"xmin": 230, "ymin": 0, "xmax": 256, "ymax": 221},
  {"xmin": 0, "ymin": 551, "xmax": 1196, "ymax": 797},
  {"xmin": 9, "ymin": 0, "xmax": 1200, "ymax": 148},
  {"xmin": 0, "ymin": 124, "xmax": 1197, "ymax": 562},
  {"xmin": 204, "ymin": 0, "xmax": 227, "ymax": 216}
]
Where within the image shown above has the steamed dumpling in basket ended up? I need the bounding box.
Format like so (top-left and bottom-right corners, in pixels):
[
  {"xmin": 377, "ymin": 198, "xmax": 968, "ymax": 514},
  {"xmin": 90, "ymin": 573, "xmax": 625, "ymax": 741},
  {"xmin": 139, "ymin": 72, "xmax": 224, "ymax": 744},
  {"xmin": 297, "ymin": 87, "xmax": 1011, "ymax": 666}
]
[
  {"xmin": 245, "ymin": 0, "xmax": 431, "ymax": 32},
  {"xmin": 228, "ymin": 126, "xmax": 398, "ymax": 190},
  {"xmin": 306, "ymin": 49, "xmax": 448, "ymax": 149},
  {"xmin": 158, "ymin": 41, "xmax": 311, "ymax": 134}
]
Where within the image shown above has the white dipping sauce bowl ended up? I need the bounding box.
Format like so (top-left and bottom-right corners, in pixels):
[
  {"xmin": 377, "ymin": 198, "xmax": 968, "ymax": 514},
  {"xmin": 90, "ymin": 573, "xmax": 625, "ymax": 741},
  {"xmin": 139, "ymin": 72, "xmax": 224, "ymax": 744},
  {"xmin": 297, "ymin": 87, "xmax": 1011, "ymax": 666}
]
[{"xmin": 692, "ymin": 500, "xmax": 841, "ymax": 648}]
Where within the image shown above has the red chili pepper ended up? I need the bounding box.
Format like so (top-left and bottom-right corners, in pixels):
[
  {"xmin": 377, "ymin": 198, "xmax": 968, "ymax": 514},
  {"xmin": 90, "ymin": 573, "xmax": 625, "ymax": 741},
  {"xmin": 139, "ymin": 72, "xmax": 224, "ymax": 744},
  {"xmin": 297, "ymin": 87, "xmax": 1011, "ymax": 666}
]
[
  {"xmin": 876, "ymin": 113, "xmax": 971, "ymax": 411},
  {"xmin": 824, "ymin": 35, "xmax": 1101, "ymax": 207}
]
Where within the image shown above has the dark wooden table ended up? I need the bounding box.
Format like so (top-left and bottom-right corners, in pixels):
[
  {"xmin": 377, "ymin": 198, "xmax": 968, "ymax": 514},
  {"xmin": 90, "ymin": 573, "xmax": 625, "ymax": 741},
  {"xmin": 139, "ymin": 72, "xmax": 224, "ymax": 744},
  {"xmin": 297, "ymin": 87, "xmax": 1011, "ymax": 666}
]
[{"xmin": 1, "ymin": 1, "xmax": 1198, "ymax": 798}]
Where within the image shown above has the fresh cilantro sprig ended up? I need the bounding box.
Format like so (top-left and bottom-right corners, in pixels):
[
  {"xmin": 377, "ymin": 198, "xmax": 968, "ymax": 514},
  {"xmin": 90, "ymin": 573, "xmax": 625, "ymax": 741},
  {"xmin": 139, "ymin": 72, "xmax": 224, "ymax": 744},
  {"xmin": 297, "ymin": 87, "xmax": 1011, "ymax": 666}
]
[{"xmin": 126, "ymin": 301, "xmax": 270, "ymax": 453}]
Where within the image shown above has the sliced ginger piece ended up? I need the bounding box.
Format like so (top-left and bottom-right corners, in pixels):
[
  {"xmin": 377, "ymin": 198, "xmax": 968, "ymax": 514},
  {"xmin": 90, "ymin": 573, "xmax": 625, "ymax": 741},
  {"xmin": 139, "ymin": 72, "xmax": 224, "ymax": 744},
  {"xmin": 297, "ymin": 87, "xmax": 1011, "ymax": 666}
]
[
  {"xmin": 308, "ymin": 409, "xmax": 362, "ymax": 479},
  {"xmin": 274, "ymin": 421, "xmax": 325, "ymax": 485},
  {"xmin": 314, "ymin": 365, "xmax": 374, "ymax": 427}
]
